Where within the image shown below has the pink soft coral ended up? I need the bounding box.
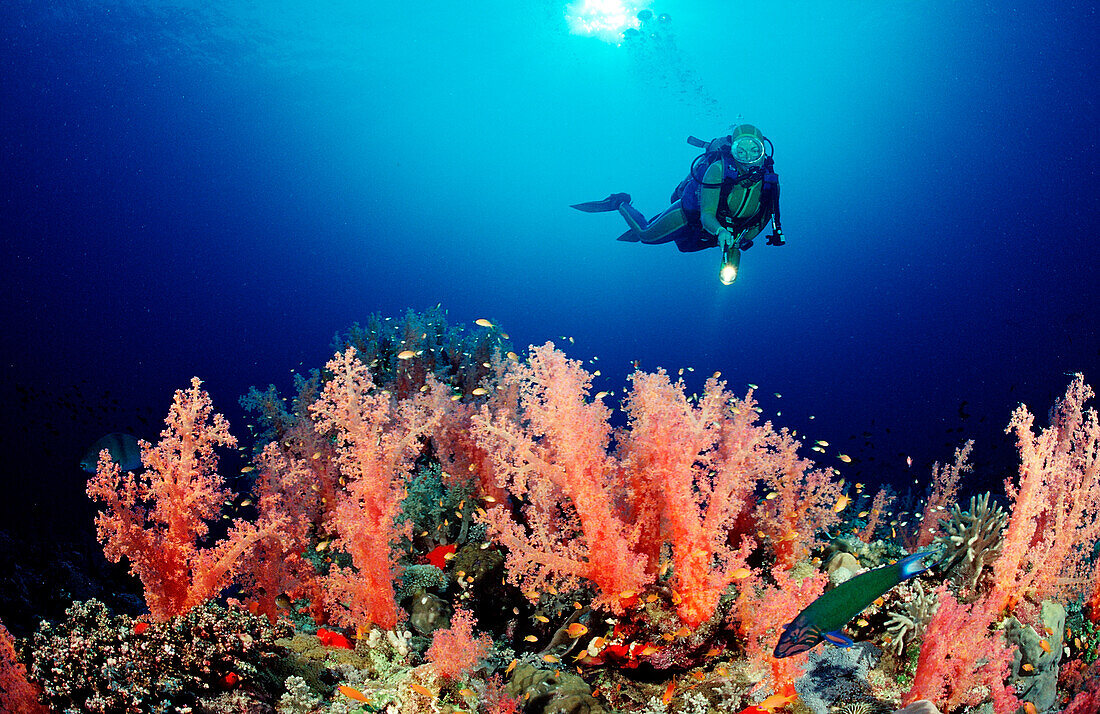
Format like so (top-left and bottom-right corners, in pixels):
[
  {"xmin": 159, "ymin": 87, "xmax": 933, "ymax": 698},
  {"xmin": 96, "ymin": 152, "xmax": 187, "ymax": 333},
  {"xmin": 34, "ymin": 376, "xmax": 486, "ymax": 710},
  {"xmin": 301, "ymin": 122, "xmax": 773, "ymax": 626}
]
[
  {"xmin": 426, "ymin": 607, "xmax": 493, "ymax": 680},
  {"xmin": 904, "ymin": 588, "xmax": 1020, "ymax": 713},
  {"xmin": 86, "ymin": 377, "xmax": 286, "ymax": 621},
  {"xmin": 472, "ymin": 343, "xmax": 650, "ymax": 612},
  {"xmin": 993, "ymin": 374, "xmax": 1100, "ymax": 615},
  {"xmin": 474, "ymin": 344, "xmax": 841, "ymax": 627},
  {"xmin": 309, "ymin": 347, "xmax": 452, "ymax": 629},
  {"xmin": 617, "ymin": 369, "xmax": 757, "ymax": 626}
]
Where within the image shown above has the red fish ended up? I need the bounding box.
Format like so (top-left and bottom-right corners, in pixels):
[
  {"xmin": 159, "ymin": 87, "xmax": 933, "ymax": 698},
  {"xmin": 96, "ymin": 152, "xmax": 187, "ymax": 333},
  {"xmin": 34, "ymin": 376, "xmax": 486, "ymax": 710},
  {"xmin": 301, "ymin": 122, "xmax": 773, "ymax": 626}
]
[
  {"xmin": 423, "ymin": 543, "xmax": 457, "ymax": 569},
  {"xmin": 316, "ymin": 627, "xmax": 352, "ymax": 649}
]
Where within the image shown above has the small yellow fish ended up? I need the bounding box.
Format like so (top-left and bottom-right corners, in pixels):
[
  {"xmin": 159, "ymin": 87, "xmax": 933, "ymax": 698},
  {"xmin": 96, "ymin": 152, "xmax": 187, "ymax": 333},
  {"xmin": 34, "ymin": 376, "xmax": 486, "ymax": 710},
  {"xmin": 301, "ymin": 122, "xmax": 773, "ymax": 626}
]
[
  {"xmin": 409, "ymin": 682, "xmax": 433, "ymax": 697},
  {"xmin": 471, "ymin": 387, "xmax": 487, "ymax": 396},
  {"xmin": 731, "ymin": 568, "xmax": 753, "ymax": 579},
  {"xmin": 543, "ymin": 654, "xmax": 559, "ymax": 663},
  {"xmin": 566, "ymin": 623, "xmax": 588, "ymax": 638},
  {"xmin": 507, "ymin": 351, "xmax": 519, "ymax": 361},
  {"xmin": 838, "ymin": 454, "xmax": 852, "ymax": 463},
  {"xmin": 240, "ymin": 465, "xmax": 254, "ymax": 473},
  {"xmin": 595, "ymin": 391, "xmax": 608, "ymax": 399},
  {"xmin": 534, "ymin": 614, "xmax": 549, "ymax": 623},
  {"xmin": 834, "ymin": 493, "xmax": 852, "ymax": 512},
  {"xmin": 397, "ymin": 350, "xmax": 416, "ymax": 360},
  {"xmin": 765, "ymin": 491, "xmax": 779, "ymax": 500},
  {"xmin": 475, "ymin": 318, "xmax": 494, "ymax": 327},
  {"xmin": 524, "ymin": 635, "xmax": 538, "ymax": 642}
]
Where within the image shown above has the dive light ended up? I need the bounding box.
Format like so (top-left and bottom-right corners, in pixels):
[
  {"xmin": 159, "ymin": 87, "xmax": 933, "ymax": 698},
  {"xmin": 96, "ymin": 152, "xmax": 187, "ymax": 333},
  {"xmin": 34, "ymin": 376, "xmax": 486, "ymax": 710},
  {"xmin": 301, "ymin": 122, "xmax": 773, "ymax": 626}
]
[{"xmin": 719, "ymin": 239, "xmax": 741, "ymax": 285}]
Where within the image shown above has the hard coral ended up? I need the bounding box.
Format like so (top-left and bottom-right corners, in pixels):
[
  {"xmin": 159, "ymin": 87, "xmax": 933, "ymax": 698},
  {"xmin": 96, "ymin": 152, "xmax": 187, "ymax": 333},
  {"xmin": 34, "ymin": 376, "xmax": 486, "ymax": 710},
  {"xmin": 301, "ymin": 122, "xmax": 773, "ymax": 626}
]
[
  {"xmin": 933, "ymin": 491, "xmax": 1008, "ymax": 593},
  {"xmin": 29, "ymin": 599, "xmax": 290, "ymax": 714}
]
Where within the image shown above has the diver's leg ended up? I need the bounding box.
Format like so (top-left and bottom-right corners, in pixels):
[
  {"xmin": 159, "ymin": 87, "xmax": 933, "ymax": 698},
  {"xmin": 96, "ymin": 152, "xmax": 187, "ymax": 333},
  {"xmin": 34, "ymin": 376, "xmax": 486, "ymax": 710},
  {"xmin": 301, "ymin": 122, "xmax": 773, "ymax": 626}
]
[{"xmin": 618, "ymin": 202, "xmax": 689, "ymax": 244}]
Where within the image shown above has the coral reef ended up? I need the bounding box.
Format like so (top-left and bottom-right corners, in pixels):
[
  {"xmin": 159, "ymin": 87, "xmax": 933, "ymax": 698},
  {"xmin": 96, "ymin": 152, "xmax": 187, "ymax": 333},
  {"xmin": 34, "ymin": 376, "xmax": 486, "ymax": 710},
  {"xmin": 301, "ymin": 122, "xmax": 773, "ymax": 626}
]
[{"xmin": 7, "ymin": 312, "xmax": 1099, "ymax": 714}]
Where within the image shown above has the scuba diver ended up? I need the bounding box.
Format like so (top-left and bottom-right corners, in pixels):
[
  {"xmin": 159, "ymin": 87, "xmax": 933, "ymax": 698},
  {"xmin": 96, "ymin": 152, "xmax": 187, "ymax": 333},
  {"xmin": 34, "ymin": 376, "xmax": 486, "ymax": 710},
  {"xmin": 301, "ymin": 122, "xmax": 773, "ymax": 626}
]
[{"xmin": 572, "ymin": 123, "xmax": 784, "ymax": 284}]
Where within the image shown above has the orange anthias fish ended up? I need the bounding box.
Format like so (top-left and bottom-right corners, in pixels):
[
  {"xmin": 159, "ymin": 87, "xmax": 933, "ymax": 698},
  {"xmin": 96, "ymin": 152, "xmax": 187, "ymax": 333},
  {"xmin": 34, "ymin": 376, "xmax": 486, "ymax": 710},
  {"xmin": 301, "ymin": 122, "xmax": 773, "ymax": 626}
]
[
  {"xmin": 738, "ymin": 682, "xmax": 799, "ymax": 713},
  {"xmin": 337, "ymin": 685, "xmax": 370, "ymax": 702}
]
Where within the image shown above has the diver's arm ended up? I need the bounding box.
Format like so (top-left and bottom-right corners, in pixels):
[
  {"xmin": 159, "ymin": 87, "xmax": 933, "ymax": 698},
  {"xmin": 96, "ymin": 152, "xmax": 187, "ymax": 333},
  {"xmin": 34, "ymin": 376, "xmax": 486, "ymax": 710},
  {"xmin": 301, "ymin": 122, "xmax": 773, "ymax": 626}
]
[{"xmin": 698, "ymin": 160, "xmax": 726, "ymax": 237}]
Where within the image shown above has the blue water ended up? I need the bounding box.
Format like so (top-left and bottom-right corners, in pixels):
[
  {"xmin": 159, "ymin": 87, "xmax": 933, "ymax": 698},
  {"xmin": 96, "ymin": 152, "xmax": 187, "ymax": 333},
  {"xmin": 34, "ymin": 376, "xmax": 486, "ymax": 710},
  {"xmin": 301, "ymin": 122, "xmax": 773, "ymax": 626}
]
[{"xmin": 1, "ymin": 1, "xmax": 1096, "ymax": 536}]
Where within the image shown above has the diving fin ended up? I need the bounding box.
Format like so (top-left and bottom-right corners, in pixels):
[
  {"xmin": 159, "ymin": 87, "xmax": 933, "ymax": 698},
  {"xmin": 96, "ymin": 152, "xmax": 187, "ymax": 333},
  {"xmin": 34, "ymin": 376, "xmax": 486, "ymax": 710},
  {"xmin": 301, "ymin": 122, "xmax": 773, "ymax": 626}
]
[
  {"xmin": 616, "ymin": 229, "xmax": 639, "ymax": 242},
  {"xmin": 570, "ymin": 193, "xmax": 631, "ymax": 213}
]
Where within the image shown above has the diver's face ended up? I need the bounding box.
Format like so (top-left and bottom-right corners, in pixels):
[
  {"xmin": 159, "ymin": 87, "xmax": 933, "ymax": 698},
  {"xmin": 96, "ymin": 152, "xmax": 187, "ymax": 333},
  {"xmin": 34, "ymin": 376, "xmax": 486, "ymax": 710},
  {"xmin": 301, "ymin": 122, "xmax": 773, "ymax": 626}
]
[{"xmin": 732, "ymin": 135, "xmax": 765, "ymax": 167}]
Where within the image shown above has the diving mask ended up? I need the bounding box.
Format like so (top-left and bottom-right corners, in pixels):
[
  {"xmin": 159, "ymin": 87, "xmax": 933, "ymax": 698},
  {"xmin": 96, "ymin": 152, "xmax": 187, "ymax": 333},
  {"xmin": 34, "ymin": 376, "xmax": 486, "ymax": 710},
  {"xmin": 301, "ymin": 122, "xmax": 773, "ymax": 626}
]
[{"xmin": 731, "ymin": 133, "xmax": 765, "ymax": 167}]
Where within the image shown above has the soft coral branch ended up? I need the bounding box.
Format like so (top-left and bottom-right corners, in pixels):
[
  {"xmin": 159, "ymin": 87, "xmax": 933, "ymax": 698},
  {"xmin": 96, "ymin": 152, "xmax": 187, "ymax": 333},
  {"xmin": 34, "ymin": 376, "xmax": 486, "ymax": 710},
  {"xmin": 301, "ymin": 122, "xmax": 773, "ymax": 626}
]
[
  {"xmin": 87, "ymin": 377, "xmax": 284, "ymax": 621},
  {"xmin": 618, "ymin": 369, "xmax": 757, "ymax": 626},
  {"xmin": 472, "ymin": 343, "xmax": 650, "ymax": 610},
  {"xmin": 309, "ymin": 347, "xmax": 452, "ymax": 629},
  {"xmin": 993, "ymin": 374, "xmax": 1100, "ymax": 614}
]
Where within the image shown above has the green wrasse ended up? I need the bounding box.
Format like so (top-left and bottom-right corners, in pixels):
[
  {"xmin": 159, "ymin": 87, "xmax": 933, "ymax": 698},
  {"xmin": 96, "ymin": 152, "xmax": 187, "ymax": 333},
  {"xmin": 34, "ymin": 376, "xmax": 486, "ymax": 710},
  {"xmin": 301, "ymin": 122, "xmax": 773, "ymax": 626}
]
[{"xmin": 774, "ymin": 551, "xmax": 933, "ymax": 657}]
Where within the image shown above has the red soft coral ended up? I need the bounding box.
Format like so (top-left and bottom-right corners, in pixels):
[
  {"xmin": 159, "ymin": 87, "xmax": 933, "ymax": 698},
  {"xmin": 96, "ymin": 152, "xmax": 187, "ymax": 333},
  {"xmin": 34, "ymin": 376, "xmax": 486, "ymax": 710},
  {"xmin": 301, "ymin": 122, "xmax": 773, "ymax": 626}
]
[
  {"xmin": 729, "ymin": 565, "xmax": 827, "ymax": 689},
  {"xmin": 474, "ymin": 344, "xmax": 843, "ymax": 626},
  {"xmin": 86, "ymin": 377, "xmax": 286, "ymax": 621},
  {"xmin": 747, "ymin": 403, "xmax": 842, "ymax": 570},
  {"xmin": 0, "ymin": 620, "xmax": 48, "ymax": 714}
]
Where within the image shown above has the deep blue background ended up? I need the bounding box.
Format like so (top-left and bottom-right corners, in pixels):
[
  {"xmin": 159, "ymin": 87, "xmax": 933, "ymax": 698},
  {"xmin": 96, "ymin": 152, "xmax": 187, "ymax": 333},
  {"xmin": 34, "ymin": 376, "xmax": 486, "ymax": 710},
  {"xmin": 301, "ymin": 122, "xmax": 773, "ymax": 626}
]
[{"xmin": 1, "ymin": 1, "xmax": 1097, "ymax": 541}]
